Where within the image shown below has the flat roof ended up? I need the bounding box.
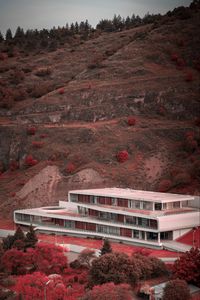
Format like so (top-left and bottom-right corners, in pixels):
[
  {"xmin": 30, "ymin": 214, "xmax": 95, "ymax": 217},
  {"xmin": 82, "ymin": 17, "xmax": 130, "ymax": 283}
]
[{"xmin": 69, "ymin": 188, "xmax": 195, "ymax": 203}]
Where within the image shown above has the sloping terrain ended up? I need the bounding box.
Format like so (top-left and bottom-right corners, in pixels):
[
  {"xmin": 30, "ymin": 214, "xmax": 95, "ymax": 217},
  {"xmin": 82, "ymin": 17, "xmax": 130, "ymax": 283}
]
[{"xmin": 0, "ymin": 7, "xmax": 200, "ymax": 217}]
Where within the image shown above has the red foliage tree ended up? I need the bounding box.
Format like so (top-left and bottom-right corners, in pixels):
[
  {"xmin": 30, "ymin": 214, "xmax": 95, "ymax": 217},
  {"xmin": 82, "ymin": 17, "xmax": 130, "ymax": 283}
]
[
  {"xmin": 33, "ymin": 242, "xmax": 68, "ymax": 274},
  {"xmin": 77, "ymin": 248, "xmax": 96, "ymax": 268},
  {"xmin": 162, "ymin": 279, "xmax": 190, "ymax": 300},
  {"xmin": 172, "ymin": 247, "xmax": 200, "ymax": 287},
  {"xmin": 127, "ymin": 116, "xmax": 136, "ymax": 126},
  {"xmin": 81, "ymin": 282, "xmax": 133, "ymax": 300},
  {"xmin": 89, "ymin": 252, "xmax": 139, "ymax": 287},
  {"xmin": 116, "ymin": 150, "xmax": 129, "ymax": 163},
  {"xmin": 45, "ymin": 274, "xmax": 67, "ymax": 300},
  {"xmin": 15, "ymin": 272, "xmax": 48, "ymax": 300},
  {"xmin": 1, "ymin": 248, "xmax": 29, "ymax": 275},
  {"xmin": 25, "ymin": 154, "xmax": 38, "ymax": 167}
]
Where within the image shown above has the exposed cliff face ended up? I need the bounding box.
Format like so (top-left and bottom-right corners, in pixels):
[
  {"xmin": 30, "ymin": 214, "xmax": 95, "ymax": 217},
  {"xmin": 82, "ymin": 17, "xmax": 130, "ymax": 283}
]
[{"xmin": 16, "ymin": 165, "xmax": 61, "ymax": 207}]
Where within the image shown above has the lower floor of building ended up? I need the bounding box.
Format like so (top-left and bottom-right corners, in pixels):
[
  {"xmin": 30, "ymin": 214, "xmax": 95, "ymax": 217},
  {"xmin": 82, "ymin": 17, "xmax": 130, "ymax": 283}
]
[{"xmin": 14, "ymin": 212, "xmax": 176, "ymax": 246}]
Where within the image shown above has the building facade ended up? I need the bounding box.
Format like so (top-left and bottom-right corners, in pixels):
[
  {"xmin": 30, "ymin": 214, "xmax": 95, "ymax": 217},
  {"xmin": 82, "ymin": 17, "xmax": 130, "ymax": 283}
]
[{"xmin": 14, "ymin": 188, "xmax": 200, "ymax": 248}]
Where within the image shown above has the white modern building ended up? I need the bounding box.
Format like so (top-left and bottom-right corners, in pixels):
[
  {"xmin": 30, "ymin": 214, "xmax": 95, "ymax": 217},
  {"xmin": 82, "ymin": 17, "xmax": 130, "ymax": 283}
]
[{"xmin": 14, "ymin": 188, "xmax": 200, "ymax": 248}]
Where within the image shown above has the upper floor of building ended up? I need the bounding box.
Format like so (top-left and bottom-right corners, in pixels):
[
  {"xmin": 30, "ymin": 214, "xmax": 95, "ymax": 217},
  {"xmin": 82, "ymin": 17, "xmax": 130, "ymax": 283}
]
[{"xmin": 69, "ymin": 188, "xmax": 196, "ymax": 213}]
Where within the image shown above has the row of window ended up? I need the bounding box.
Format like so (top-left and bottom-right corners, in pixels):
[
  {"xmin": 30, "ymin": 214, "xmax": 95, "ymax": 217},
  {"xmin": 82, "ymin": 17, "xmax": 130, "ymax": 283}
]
[
  {"xmin": 70, "ymin": 194, "xmax": 153, "ymax": 210},
  {"xmin": 64, "ymin": 220, "xmax": 158, "ymax": 240},
  {"xmin": 71, "ymin": 194, "xmax": 187, "ymax": 211},
  {"xmin": 15, "ymin": 212, "xmax": 157, "ymax": 231},
  {"xmin": 78, "ymin": 207, "xmax": 158, "ymax": 229}
]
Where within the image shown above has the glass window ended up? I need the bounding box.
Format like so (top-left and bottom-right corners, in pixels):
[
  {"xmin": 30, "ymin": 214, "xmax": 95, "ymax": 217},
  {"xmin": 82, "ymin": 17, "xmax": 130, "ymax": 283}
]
[
  {"xmin": 173, "ymin": 201, "xmax": 180, "ymax": 208},
  {"xmin": 135, "ymin": 201, "xmax": 140, "ymax": 209},
  {"xmin": 126, "ymin": 216, "xmax": 136, "ymax": 225},
  {"xmin": 133, "ymin": 230, "xmax": 139, "ymax": 239},
  {"xmin": 155, "ymin": 203, "xmax": 162, "ymax": 210},
  {"xmin": 111, "ymin": 198, "xmax": 116, "ymax": 205},
  {"xmin": 64, "ymin": 220, "xmax": 75, "ymax": 228},
  {"xmin": 143, "ymin": 201, "xmax": 152, "ymax": 210},
  {"xmin": 70, "ymin": 193, "xmax": 78, "ymax": 202}
]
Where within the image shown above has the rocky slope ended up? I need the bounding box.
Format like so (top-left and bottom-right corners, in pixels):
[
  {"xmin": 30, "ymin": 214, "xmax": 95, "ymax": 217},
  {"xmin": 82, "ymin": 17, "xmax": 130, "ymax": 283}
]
[{"xmin": 0, "ymin": 6, "xmax": 200, "ymax": 217}]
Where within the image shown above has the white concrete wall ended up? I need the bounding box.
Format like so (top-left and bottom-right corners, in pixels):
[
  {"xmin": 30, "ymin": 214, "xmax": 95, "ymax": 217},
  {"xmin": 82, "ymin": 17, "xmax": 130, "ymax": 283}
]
[
  {"xmin": 158, "ymin": 212, "xmax": 200, "ymax": 231},
  {"xmin": 59, "ymin": 201, "xmax": 78, "ymax": 212},
  {"xmin": 173, "ymin": 228, "xmax": 191, "ymax": 239},
  {"xmin": 189, "ymin": 197, "xmax": 200, "ymax": 208}
]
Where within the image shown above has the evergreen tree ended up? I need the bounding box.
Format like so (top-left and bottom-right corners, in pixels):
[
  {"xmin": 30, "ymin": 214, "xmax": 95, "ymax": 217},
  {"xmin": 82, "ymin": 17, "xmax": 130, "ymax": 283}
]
[
  {"xmin": 13, "ymin": 226, "xmax": 25, "ymax": 243},
  {"xmin": 70, "ymin": 23, "xmax": 75, "ymax": 33},
  {"xmin": 100, "ymin": 238, "xmax": 112, "ymax": 256},
  {"xmin": 84, "ymin": 19, "xmax": 90, "ymax": 33},
  {"xmin": 25, "ymin": 224, "xmax": 38, "ymax": 248},
  {"xmin": 5, "ymin": 28, "xmax": 13, "ymax": 41},
  {"xmin": 14, "ymin": 26, "xmax": 24, "ymax": 39},
  {"xmin": 74, "ymin": 21, "xmax": 79, "ymax": 34},
  {"xmin": 112, "ymin": 14, "xmax": 123, "ymax": 30},
  {"xmin": 79, "ymin": 21, "xmax": 85, "ymax": 33},
  {"xmin": 125, "ymin": 16, "xmax": 131, "ymax": 29},
  {"xmin": 2, "ymin": 235, "xmax": 15, "ymax": 250},
  {"xmin": 0, "ymin": 31, "xmax": 4, "ymax": 42}
]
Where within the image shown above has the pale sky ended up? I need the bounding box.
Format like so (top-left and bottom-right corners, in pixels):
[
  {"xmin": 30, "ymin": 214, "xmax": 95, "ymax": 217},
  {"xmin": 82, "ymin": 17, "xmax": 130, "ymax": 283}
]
[{"xmin": 0, "ymin": 0, "xmax": 192, "ymax": 35}]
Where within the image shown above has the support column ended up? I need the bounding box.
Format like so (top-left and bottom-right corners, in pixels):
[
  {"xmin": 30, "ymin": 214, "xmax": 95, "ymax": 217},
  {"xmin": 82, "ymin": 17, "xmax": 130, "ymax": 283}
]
[{"xmin": 158, "ymin": 232, "xmax": 161, "ymax": 244}]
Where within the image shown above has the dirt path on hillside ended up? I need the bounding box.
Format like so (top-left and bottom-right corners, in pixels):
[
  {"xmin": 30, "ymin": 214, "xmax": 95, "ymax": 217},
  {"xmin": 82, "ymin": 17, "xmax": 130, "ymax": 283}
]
[{"xmin": 0, "ymin": 115, "xmax": 192, "ymax": 130}]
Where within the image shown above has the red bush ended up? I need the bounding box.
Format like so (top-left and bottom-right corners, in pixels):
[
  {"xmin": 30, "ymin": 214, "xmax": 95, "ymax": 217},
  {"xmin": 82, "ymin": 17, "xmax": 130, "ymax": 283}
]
[
  {"xmin": 116, "ymin": 150, "xmax": 129, "ymax": 163},
  {"xmin": 0, "ymin": 53, "xmax": 8, "ymax": 60},
  {"xmin": 194, "ymin": 118, "xmax": 200, "ymax": 127},
  {"xmin": 31, "ymin": 141, "xmax": 44, "ymax": 148},
  {"xmin": 9, "ymin": 160, "xmax": 19, "ymax": 171},
  {"xmin": 172, "ymin": 247, "xmax": 200, "ymax": 287},
  {"xmin": 158, "ymin": 106, "xmax": 166, "ymax": 116},
  {"xmin": 184, "ymin": 137, "xmax": 198, "ymax": 152},
  {"xmin": 25, "ymin": 155, "xmax": 38, "ymax": 167},
  {"xmin": 171, "ymin": 53, "xmax": 178, "ymax": 62},
  {"xmin": 40, "ymin": 133, "xmax": 48, "ymax": 138},
  {"xmin": 127, "ymin": 117, "xmax": 136, "ymax": 126},
  {"xmin": 173, "ymin": 172, "xmax": 191, "ymax": 186},
  {"xmin": 185, "ymin": 131, "xmax": 195, "ymax": 139},
  {"xmin": 65, "ymin": 162, "xmax": 76, "ymax": 173},
  {"xmin": 176, "ymin": 58, "xmax": 186, "ymax": 69},
  {"xmin": 185, "ymin": 72, "xmax": 194, "ymax": 82},
  {"xmin": 58, "ymin": 88, "xmax": 65, "ymax": 94},
  {"xmin": 177, "ymin": 39, "xmax": 185, "ymax": 47},
  {"xmin": 158, "ymin": 179, "xmax": 172, "ymax": 192},
  {"xmin": 10, "ymin": 192, "xmax": 16, "ymax": 197},
  {"xmin": 27, "ymin": 127, "xmax": 36, "ymax": 135},
  {"xmin": 82, "ymin": 282, "xmax": 133, "ymax": 300}
]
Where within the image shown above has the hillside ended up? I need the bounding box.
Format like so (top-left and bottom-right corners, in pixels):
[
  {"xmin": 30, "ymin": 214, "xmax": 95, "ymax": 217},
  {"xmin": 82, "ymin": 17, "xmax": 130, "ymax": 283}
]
[{"xmin": 0, "ymin": 4, "xmax": 200, "ymax": 218}]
